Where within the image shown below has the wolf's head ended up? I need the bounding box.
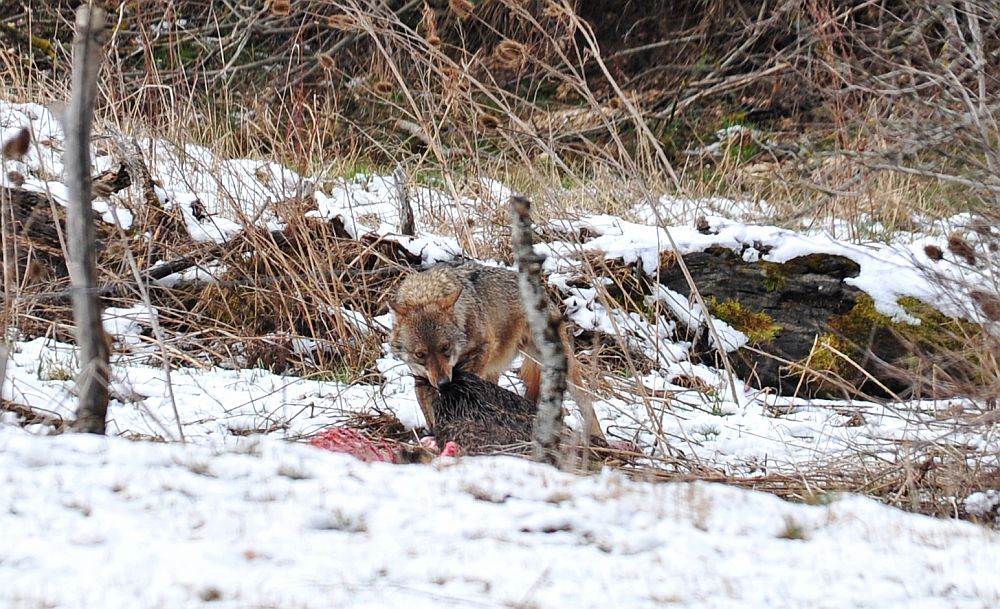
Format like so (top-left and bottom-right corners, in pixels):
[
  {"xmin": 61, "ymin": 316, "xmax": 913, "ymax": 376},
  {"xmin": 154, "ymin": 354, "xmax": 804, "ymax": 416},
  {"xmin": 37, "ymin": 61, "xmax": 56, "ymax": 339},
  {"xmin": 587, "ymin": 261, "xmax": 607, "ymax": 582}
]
[{"xmin": 389, "ymin": 275, "xmax": 467, "ymax": 389}]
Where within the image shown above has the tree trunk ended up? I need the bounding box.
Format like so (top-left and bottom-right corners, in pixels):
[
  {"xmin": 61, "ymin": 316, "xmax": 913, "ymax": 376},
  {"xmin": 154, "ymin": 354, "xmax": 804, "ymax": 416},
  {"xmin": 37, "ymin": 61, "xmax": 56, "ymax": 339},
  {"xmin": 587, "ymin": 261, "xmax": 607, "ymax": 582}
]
[
  {"xmin": 65, "ymin": 6, "xmax": 110, "ymax": 434},
  {"xmin": 510, "ymin": 195, "xmax": 567, "ymax": 464},
  {"xmin": 393, "ymin": 164, "xmax": 415, "ymax": 236}
]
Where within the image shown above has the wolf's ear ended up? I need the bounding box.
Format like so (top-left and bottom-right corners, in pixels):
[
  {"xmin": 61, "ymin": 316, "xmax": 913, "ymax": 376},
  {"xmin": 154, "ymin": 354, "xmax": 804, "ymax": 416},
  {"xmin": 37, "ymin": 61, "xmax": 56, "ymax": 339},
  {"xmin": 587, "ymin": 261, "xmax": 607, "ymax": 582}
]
[{"xmin": 437, "ymin": 286, "xmax": 463, "ymax": 311}]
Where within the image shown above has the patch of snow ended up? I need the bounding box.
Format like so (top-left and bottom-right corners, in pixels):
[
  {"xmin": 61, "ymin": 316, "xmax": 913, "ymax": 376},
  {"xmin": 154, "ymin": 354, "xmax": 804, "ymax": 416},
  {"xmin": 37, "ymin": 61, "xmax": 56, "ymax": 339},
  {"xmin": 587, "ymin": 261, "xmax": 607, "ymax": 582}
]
[
  {"xmin": 648, "ymin": 284, "xmax": 748, "ymax": 352},
  {"xmin": 966, "ymin": 490, "xmax": 1000, "ymax": 518},
  {"xmin": 0, "ymin": 102, "xmax": 67, "ymax": 178},
  {"xmin": 479, "ymin": 176, "xmax": 514, "ymax": 204},
  {"xmin": 170, "ymin": 192, "xmax": 245, "ymax": 243},
  {"xmin": 311, "ymin": 175, "xmax": 467, "ymax": 264},
  {"xmin": 103, "ymin": 304, "xmax": 156, "ymax": 347}
]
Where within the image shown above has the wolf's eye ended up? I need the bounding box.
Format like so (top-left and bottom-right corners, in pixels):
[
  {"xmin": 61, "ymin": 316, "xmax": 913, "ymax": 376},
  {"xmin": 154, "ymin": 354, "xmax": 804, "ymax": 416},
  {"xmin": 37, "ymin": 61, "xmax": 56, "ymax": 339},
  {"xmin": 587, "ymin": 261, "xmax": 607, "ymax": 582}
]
[
  {"xmin": 440, "ymin": 343, "xmax": 452, "ymax": 356},
  {"xmin": 414, "ymin": 350, "xmax": 427, "ymax": 360}
]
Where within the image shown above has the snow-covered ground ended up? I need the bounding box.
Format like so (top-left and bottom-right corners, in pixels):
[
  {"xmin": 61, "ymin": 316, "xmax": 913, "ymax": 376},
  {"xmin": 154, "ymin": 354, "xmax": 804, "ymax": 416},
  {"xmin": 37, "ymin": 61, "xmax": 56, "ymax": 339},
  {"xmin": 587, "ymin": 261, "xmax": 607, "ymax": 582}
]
[
  {"xmin": 3, "ymin": 428, "xmax": 1000, "ymax": 609},
  {"xmin": 3, "ymin": 99, "xmax": 1000, "ymax": 607}
]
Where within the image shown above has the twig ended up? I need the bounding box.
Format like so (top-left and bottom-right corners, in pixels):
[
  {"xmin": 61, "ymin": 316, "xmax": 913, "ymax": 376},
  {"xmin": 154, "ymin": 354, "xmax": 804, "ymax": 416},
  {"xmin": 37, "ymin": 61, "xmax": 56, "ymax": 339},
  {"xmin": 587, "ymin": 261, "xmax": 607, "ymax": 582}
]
[
  {"xmin": 394, "ymin": 119, "xmax": 457, "ymax": 158},
  {"xmin": 652, "ymin": 62, "xmax": 791, "ymax": 121},
  {"xmin": 288, "ymin": 0, "xmax": 424, "ymax": 88}
]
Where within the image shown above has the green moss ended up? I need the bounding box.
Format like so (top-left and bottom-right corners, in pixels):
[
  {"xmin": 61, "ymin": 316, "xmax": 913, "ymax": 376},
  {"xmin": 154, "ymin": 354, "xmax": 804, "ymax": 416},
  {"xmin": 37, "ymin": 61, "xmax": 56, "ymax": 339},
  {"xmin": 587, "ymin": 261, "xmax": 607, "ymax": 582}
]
[
  {"xmin": 760, "ymin": 261, "xmax": 787, "ymax": 292},
  {"xmin": 36, "ymin": 350, "xmax": 78, "ymax": 382},
  {"xmin": 897, "ymin": 297, "xmax": 974, "ymax": 348},
  {"xmin": 828, "ymin": 294, "xmax": 884, "ymax": 343},
  {"xmin": 717, "ymin": 118, "xmax": 761, "ymax": 163},
  {"xmin": 323, "ymin": 158, "xmax": 381, "ymax": 183},
  {"xmin": 412, "ymin": 167, "xmax": 447, "ymax": 189},
  {"xmin": 38, "ymin": 362, "xmax": 75, "ymax": 381},
  {"xmin": 0, "ymin": 23, "xmax": 57, "ymax": 60},
  {"xmin": 806, "ymin": 333, "xmax": 848, "ymax": 375},
  {"xmin": 708, "ymin": 297, "xmax": 781, "ymax": 345},
  {"xmin": 606, "ymin": 288, "xmax": 659, "ymax": 324},
  {"xmin": 807, "ymin": 294, "xmax": 979, "ymax": 380},
  {"xmin": 766, "ymin": 254, "xmax": 861, "ymax": 282},
  {"xmin": 303, "ymin": 364, "xmax": 362, "ymax": 384},
  {"xmin": 828, "ymin": 294, "xmax": 971, "ymax": 348},
  {"xmin": 725, "ymin": 139, "xmax": 760, "ymax": 163},
  {"xmin": 798, "ymin": 253, "xmax": 859, "ymax": 275},
  {"xmin": 778, "ymin": 516, "xmax": 808, "ymax": 540},
  {"xmin": 152, "ymin": 40, "xmax": 201, "ymax": 69},
  {"xmin": 721, "ymin": 113, "xmax": 749, "ymax": 127}
]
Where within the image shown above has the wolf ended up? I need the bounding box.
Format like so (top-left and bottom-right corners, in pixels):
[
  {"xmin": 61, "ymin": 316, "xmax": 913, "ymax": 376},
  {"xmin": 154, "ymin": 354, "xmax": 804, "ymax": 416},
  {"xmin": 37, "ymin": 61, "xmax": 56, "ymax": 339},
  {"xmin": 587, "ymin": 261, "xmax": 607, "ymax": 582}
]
[{"xmin": 388, "ymin": 261, "xmax": 604, "ymax": 441}]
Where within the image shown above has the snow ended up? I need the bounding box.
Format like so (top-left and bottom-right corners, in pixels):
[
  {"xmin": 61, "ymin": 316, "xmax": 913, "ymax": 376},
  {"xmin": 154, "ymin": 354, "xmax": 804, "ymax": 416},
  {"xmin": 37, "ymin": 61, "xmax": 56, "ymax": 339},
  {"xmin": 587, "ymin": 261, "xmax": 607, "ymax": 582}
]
[
  {"xmin": 966, "ymin": 490, "xmax": 1000, "ymax": 518},
  {"xmin": 2, "ymin": 429, "xmax": 1000, "ymax": 609},
  {"xmin": 311, "ymin": 176, "xmax": 467, "ymax": 263},
  {"xmin": 648, "ymin": 283, "xmax": 748, "ymax": 352},
  {"xmin": 171, "ymin": 191, "xmax": 245, "ymax": 243},
  {"xmin": 3, "ymin": 97, "xmax": 999, "ymax": 608},
  {"xmin": 549, "ymin": 211, "xmax": 985, "ymax": 324},
  {"xmin": 0, "ymin": 102, "xmax": 66, "ymax": 180},
  {"xmin": 102, "ymin": 304, "xmax": 156, "ymax": 347}
]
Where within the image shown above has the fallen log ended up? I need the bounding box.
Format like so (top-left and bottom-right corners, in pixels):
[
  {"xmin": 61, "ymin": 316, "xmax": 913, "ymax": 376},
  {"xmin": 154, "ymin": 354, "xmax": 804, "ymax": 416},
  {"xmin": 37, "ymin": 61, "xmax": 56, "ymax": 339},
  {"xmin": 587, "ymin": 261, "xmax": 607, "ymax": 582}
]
[{"xmin": 656, "ymin": 246, "xmax": 982, "ymax": 399}]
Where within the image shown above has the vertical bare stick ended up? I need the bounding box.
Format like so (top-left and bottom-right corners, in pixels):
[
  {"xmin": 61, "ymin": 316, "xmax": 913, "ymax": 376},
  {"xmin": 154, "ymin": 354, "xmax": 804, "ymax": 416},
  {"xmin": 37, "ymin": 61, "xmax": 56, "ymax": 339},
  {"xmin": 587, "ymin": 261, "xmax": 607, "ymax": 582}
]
[
  {"xmin": 2, "ymin": 127, "xmax": 31, "ymax": 344},
  {"xmin": 66, "ymin": 5, "xmax": 110, "ymax": 434},
  {"xmin": 510, "ymin": 195, "xmax": 566, "ymax": 464},
  {"xmin": 393, "ymin": 163, "xmax": 415, "ymax": 236}
]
